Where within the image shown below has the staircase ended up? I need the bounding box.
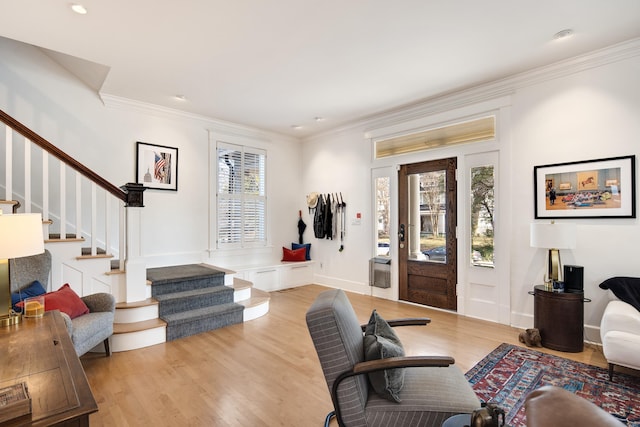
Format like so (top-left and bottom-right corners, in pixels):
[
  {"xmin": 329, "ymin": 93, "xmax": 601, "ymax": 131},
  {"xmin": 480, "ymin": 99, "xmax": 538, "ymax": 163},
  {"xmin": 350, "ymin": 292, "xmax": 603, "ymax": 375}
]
[
  {"xmin": 110, "ymin": 267, "xmax": 270, "ymax": 352},
  {"xmin": 149, "ymin": 264, "xmax": 242, "ymax": 341},
  {"xmin": 1, "ymin": 109, "xmax": 270, "ymax": 354}
]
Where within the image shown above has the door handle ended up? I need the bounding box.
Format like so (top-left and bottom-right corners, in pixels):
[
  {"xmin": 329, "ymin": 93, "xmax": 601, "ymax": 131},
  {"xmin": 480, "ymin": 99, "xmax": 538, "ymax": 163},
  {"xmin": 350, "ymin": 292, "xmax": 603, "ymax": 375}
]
[{"xmin": 398, "ymin": 224, "xmax": 405, "ymax": 242}]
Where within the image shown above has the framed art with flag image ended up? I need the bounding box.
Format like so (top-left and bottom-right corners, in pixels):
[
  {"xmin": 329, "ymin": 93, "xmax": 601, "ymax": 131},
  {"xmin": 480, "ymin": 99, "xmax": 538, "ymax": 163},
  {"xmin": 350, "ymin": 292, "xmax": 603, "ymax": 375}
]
[{"xmin": 136, "ymin": 141, "xmax": 178, "ymax": 191}]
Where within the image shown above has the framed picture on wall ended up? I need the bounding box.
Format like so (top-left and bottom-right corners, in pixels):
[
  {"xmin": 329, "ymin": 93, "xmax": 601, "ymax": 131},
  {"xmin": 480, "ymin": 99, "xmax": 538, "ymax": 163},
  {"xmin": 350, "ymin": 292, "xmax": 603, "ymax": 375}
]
[
  {"xmin": 136, "ymin": 142, "xmax": 178, "ymax": 191},
  {"xmin": 534, "ymin": 155, "xmax": 636, "ymax": 219}
]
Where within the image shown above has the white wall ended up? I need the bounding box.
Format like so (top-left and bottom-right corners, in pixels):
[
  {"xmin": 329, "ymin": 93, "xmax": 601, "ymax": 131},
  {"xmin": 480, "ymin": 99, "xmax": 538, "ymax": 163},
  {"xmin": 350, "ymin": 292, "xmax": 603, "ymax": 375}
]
[
  {"xmin": 510, "ymin": 54, "xmax": 640, "ymax": 340},
  {"xmin": 3, "ymin": 35, "xmax": 639, "ymax": 340},
  {"xmin": 0, "ymin": 37, "xmax": 302, "ymax": 269},
  {"xmin": 301, "ymin": 42, "xmax": 640, "ymax": 341},
  {"xmin": 301, "ymin": 127, "xmax": 373, "ymax": 291}
]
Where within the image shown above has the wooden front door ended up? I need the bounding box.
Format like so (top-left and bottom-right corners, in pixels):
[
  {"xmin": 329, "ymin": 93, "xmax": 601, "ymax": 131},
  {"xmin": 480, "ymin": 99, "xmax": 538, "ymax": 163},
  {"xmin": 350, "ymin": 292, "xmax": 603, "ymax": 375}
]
[{"xmin": 398, "ymin": 158, "xmax": 457, "ymax": 310}]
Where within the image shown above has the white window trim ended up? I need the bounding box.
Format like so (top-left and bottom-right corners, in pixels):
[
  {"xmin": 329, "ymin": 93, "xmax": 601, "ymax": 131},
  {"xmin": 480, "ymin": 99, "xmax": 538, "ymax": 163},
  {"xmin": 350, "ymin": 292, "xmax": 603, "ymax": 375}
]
[{"xmin": 215, "ymin": 141, "xmax": 267, "ymax": 250}]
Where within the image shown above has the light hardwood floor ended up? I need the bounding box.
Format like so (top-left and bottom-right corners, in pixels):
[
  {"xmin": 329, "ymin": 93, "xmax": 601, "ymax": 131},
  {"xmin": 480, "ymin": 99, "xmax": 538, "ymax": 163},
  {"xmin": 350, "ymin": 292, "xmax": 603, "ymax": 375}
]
[{"xmin": 81, "ymin": 284, "xmax": 609, "ymax": 426}]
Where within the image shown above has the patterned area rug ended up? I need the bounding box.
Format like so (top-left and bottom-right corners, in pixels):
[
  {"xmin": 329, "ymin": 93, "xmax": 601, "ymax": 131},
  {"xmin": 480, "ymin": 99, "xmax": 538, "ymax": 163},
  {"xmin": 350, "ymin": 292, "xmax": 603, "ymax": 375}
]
[{"xmin": 465, "ymin": 343, "xmax": 640, "ymax": 427}]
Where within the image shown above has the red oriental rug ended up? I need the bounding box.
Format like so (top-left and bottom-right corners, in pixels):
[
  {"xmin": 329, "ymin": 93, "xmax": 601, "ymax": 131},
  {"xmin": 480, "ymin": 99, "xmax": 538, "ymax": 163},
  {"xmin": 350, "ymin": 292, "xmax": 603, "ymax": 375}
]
[{"xmin": 465, "ymin": 343, "xmax": 640, "ymax": 427}]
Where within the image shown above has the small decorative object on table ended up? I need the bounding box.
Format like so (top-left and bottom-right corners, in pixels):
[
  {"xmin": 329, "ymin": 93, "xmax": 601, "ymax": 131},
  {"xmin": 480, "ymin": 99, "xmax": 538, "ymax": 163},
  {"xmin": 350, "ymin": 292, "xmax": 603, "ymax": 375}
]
[
  {"xmin": 22, "ymin": 295, "xmax": 45, "ymax": 318},
  {"xmin": 0, "ymin": 382, "xmax": 32, "ymax": 423},
  {"xmin": 441, "ymin": 402, "xmax": 507, "ymax": 427},
  {"xmin": 470, "ymin": 402, "xmax": 506, "ymax": 427}
]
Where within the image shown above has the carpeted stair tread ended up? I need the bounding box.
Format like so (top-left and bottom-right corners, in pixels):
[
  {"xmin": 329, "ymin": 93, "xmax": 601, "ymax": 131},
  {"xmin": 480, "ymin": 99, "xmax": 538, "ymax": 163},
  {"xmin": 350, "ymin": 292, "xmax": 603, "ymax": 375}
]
[
  {"xmin": 147, "ymin": 264, "xmax": 224, "ymax": 285},
  {"xmin": 161, "ymin": 302, "xmax": 243, "ymax": 324},
  {"xmin": 146, "ymin": 263, "xmax": 246, "ymax": 341},
  {"xmin": 163, "ymin": 303, "xmax": 244, "ymax": 341},
  {"xmin": 154, "ymin": 285, "xmax": 232, "ymax": 302},
  {"xmin": 81, "ymin": 247, "xmax": 107, "ymax": 256},
  {"xmin": 155, "ymin": 286, "xmax": 235, "ymax": 316},
  {"xmin": 148, "ymin": 264, "xmax": 226, "ymax": 296}
]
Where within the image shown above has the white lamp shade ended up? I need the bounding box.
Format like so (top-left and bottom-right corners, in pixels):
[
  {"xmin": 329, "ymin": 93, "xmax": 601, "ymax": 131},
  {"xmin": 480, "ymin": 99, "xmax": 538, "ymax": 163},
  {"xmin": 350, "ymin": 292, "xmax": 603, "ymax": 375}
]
[
  {"xmin": 0, "ymin": 214, "xmax": 45, "ymax": 259},
  {"xmin": 530, "ymin": 222, "xmax": 576, "ymax": 249}
]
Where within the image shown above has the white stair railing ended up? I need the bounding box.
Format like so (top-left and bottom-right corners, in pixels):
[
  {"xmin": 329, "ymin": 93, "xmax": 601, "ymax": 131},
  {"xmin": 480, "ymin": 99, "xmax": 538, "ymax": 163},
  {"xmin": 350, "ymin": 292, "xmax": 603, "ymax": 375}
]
[
  {"xmin": 1, "ymin": 109, "xmax": 145, "ymax": 301},
  {"xmin": 4, "ymin": 136, "xmax": 124, "ymax": 260}
]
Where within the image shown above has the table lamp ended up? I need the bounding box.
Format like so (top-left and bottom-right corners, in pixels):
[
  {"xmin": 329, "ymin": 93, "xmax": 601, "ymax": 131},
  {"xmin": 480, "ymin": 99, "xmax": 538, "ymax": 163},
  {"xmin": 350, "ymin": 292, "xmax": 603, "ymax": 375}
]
[
  {"xmin": 0, "ymin": 213, "xmax": 45, "ymax": 326},
  {"xmin": 530, "ymin": 221, "xmax": 576, "ymax": 290}
]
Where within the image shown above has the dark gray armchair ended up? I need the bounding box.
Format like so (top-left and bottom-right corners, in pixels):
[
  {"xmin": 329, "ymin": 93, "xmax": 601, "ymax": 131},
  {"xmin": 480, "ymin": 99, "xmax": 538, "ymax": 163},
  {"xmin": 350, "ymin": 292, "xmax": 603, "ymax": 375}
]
[
  {"xmin": 306, "ymin": 288, "xmax": 480, "ymax": 427},
  {"xmin": 10, "ymin": 249, "xmax": 115, "ymax": 356}
]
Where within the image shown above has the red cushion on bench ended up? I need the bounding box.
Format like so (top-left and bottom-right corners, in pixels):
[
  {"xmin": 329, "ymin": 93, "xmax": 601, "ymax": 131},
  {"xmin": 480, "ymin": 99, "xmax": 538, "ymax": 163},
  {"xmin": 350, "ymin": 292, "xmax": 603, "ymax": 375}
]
[{"xmin": 282, "ymin": 246, "xmax": 307, "ymax": 262}]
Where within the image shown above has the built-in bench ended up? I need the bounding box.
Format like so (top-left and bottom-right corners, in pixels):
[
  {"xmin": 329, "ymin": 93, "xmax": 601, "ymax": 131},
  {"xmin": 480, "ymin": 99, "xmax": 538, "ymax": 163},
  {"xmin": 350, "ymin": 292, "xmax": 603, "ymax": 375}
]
[{"xmin": 230, "ymin": 260, "xmax": 315, "ymax": 292}]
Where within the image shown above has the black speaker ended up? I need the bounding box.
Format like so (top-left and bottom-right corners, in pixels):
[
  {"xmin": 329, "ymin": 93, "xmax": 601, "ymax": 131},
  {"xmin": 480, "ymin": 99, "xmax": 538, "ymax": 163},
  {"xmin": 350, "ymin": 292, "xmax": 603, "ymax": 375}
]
[{"xmin": 564, "ymin": 265, "xmax": 584, "ymax": 293}]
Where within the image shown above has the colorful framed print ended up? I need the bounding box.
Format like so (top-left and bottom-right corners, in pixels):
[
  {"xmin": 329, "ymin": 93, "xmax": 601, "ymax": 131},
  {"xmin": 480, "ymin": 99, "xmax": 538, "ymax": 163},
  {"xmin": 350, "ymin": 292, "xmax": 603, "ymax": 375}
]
[{"xmin": 534, "ymin": 155, "xmax": 635, "ymax": 219}]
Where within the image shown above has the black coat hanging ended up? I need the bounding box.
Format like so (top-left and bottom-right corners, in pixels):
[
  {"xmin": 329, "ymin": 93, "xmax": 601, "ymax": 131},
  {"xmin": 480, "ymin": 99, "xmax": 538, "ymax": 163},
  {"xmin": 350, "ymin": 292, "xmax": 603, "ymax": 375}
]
[
  {"xmin": 324, "ymin": 193, "xmax": 333, "ymax": 240},
  {"xmin": 313, "ymin": 194, "xmax": 326, "ymax": 238}
]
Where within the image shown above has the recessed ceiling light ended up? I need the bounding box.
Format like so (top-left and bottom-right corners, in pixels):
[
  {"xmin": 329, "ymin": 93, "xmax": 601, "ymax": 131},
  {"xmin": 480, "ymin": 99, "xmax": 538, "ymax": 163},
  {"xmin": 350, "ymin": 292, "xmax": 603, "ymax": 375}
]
[
  {"xmin": 174, "ymin": 95, "xmax": 187, "ymax": 101},
  {"xmin": 314, "ymin": 117, "xmax": 325, "ymax": 122},
  {"xmin": 291, "ymin": 125, "xmax": 302, "ymax": 130},
  {"xmin": 553, "ymin": 29, "xmax": 574, "ymax": 41},
  {"xmin": 71, "ymin": 4, "xmax": 87, "ymax": 14}
]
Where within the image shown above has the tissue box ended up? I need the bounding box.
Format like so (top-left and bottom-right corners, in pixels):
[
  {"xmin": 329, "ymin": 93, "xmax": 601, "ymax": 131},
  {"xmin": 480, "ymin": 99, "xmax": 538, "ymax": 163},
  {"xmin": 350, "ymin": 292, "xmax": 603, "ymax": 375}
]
[{"xmin": 0, "ymin": 382, "xmax": 32, "ymax": 423}]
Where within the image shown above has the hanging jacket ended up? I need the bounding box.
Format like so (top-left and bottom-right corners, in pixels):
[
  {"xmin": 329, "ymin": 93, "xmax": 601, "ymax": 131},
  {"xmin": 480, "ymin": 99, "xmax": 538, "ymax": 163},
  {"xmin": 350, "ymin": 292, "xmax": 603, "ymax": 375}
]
[
  {"xmin": 324, "ymin": 193, "xmax": 333, "ymax": 239},
  {"xmin": 314, "ymin": 194, "xmax": 326, "ymax": 238},
  {"xmin": 331, "ymin": 193, "xmax": 338, "ymax": 240}
]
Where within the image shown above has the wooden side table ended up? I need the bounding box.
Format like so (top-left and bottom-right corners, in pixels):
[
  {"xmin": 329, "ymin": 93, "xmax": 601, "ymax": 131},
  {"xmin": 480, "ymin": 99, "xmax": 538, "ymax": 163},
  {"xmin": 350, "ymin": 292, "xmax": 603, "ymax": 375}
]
[
  {"xmin": 532, "ymin": 285, "xmax": 589, "ymax": 352},
  {"xmin": 0, "ymin": 310, "xmax": 98, "ymax": 426}
]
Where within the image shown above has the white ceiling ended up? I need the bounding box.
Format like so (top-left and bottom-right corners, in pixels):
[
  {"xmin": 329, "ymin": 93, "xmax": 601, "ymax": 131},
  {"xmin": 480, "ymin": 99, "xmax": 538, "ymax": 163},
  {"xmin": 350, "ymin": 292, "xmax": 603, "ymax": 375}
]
[{"xmin": 1, "ymin": 1, "xmax": 640, "ymax": 138}]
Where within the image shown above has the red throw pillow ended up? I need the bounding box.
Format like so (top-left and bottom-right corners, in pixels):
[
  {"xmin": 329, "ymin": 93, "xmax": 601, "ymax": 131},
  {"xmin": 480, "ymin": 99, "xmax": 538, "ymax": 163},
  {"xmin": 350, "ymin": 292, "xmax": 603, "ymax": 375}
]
[
  {"xmin": 282, "ymin": 246, "xmax": 307, "ymax": 262},
  {"xmin": 18, "ymin": 284, "xmax": 90, "ymax": 319}
]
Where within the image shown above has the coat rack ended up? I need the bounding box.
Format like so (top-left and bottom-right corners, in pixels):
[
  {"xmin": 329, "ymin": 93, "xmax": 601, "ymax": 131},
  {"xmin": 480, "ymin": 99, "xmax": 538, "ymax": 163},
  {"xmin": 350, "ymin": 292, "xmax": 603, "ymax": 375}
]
[{"xmin": 306, "ymin": 192, "xmax": 347, "ymax": 251}]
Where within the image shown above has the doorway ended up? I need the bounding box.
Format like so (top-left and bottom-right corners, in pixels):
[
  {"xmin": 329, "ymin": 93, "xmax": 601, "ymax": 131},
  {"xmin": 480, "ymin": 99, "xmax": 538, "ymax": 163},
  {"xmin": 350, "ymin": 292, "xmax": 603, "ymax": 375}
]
[{"xmin": 398, "ymin": 158, "xmax": 457, "ymax": 310}]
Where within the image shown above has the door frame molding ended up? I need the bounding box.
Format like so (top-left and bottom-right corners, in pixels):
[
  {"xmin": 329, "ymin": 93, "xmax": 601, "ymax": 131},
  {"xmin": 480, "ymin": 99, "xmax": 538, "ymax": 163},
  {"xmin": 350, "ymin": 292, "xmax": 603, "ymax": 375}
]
[{"xmin": 368, "ymin": 96, "xmax": 512, "ymax": 324}]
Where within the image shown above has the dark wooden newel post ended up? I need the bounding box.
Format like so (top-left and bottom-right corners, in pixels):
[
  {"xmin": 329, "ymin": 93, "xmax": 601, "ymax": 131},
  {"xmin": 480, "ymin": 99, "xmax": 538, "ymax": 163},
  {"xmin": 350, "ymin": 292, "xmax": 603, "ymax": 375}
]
[{"xmin": 121, "ymin": 183, "xmax": 146, "ymax": 207}]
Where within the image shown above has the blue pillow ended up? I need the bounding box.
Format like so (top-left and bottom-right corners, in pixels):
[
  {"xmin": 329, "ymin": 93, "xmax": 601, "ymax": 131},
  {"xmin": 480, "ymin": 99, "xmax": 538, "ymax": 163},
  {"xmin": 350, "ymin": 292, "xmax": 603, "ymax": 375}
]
[
  {"xmin": 291, "ymin": 243, "xmax": 311, "ymax": 260},
  {"xmin": 11, "ymin": 280, "xmax": 47, "ymax": 312}
]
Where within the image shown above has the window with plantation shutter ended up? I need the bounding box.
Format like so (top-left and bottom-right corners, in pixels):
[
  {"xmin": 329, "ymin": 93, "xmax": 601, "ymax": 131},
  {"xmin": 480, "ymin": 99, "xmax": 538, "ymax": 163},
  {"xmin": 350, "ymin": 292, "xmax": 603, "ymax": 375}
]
[{"xmin": 217, "ymin": 143, "xmax": 266, "ymax": 248}]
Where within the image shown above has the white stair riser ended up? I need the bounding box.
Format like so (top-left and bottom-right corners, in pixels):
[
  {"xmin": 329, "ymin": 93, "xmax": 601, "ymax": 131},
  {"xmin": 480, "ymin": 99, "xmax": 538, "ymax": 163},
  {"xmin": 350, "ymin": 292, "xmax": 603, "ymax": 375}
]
[
  {"xmin": 111, "ymin": 327, "xmax": 166, "ymax": 353},
  {"xmin": 224, "ymin": 274, "xmax": 234, "ymax": 286},
  {"xmin": 114, "ymin": 304, "xmax": 159, "ymax": 323},
  {"xmin": 234, "ymin": 287, "xmax": 252, "ymax": 302},
  {"xmin": 243, "ymin": 301, "xmax": 269, "ymax": 321}
]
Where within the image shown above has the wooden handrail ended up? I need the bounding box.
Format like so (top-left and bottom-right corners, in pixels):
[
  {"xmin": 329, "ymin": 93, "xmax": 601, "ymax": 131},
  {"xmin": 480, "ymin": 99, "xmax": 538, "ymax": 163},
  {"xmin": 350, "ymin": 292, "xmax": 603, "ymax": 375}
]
[{"xmin": 0, "ymin": 109, "xmax": 127, "ymax": 202}]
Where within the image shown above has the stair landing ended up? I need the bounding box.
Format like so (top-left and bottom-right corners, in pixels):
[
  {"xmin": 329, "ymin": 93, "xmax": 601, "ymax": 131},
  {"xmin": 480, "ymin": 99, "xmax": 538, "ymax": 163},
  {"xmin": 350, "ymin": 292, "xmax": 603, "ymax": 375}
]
[{"xmin": 111, "ymin": 265, "xmax": 269, "ymax": 352}]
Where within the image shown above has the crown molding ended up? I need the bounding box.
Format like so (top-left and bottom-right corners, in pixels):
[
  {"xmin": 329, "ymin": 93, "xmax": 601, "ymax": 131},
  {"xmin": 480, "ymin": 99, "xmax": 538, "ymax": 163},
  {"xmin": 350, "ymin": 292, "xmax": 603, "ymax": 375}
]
[
  {"xmin": 307, "ymin": 37, "xmax": 640, "ymax": 142},
  {"xmin": 99, "ymin": 93, "xmax": 296, "ymax": 143},
  {"xmin": 101, "ymin": 37, "xmax": 640, "ymax": 145}
]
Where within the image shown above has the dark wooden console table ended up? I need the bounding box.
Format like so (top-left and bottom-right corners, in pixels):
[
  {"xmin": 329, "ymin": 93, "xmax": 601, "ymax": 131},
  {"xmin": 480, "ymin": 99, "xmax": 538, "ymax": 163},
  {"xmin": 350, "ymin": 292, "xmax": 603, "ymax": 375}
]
[
  {"xmin": 0, "ymin": 310, "xmax": 98, "ymax": 426},
  {"xmin": 532, "ymin": 285, "xmax": 589, "ymax": 353}
]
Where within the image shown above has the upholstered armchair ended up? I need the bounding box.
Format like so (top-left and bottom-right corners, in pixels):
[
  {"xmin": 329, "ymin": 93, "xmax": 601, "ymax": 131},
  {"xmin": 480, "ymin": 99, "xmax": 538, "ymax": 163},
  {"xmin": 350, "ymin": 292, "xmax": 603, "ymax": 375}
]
[
  {"xmin": 10, "ymin": 249, "xmax": 116, "ymax": 357},
  {"xmin": 306, "ymin": 288, "xmax": 480, "ymax": 427},
  {"xmin": 598, "ymin": 277, "xmax": 640, "ymax": 380}
]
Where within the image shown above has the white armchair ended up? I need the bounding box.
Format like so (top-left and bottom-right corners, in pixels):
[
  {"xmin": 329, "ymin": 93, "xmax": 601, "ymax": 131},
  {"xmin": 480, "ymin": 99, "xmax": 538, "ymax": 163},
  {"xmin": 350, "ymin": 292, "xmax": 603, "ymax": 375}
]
[{"xmin": 599, "ymin": 277, "xmax": 640, "ymax": 380}]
